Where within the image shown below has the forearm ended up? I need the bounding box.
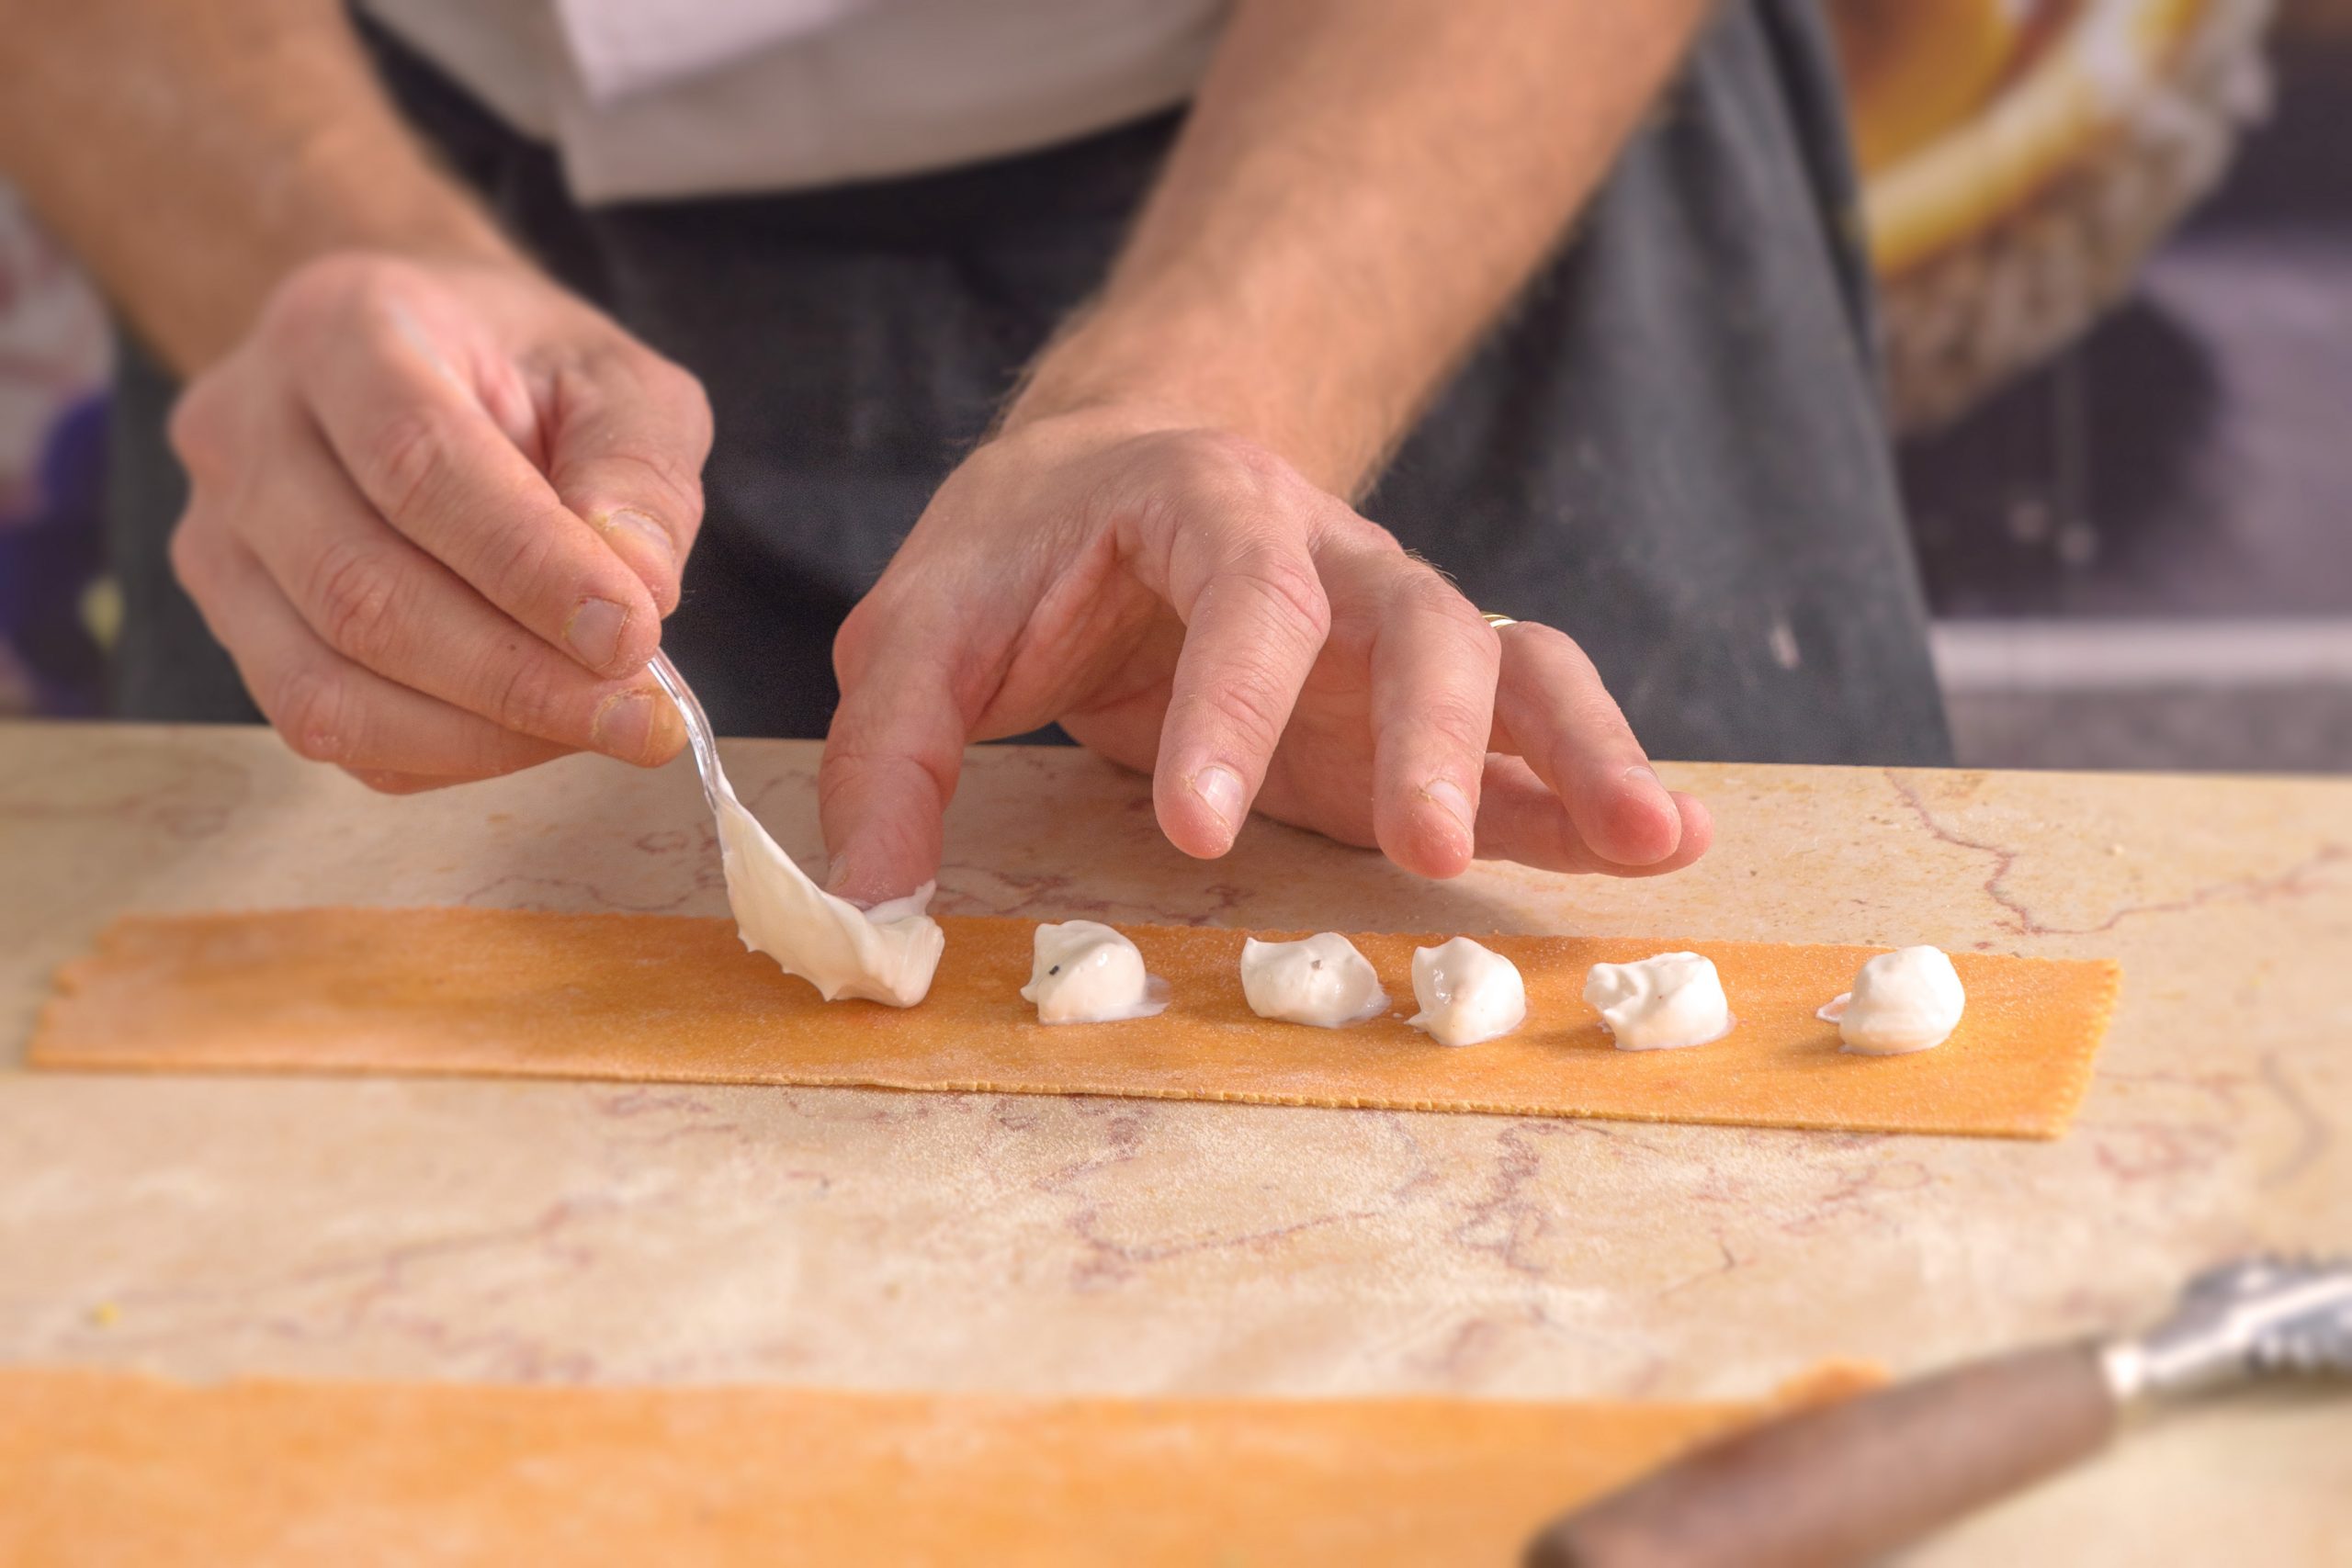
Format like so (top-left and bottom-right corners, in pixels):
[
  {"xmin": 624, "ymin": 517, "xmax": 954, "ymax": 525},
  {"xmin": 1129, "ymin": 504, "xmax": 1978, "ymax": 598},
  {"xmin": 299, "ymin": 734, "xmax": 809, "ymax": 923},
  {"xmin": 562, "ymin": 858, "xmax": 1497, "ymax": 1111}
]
[
  {"xmin": 1008, "ymin": 0, "xmax": 1711, "ymax": 496},
  {"xmin": 0, "ymin": 0, "xmax": 515, "ymax": 374}
]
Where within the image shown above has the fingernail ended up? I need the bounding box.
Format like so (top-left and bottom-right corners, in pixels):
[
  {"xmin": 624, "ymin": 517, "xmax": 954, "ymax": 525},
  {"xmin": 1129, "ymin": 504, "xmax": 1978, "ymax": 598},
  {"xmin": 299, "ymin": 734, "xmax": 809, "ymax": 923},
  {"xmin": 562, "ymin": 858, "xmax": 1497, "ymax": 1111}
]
[
  {"xmin": 597, "ymin": 508, "xmax": 674, "ymax": 570},
  {"xmin": 825, "ymin": 856, "xmax": 906, "ymax": 909},
  {"xmin": 823, "ymin": 858, "xmax": 878, "ymax": 907},
  {"xmin": 385, "ymin": 300, "xmax": 458, "ymax": 383},
  {"xmin": 592, "ymin": 689, "xmax": 656, "ymax": 760},
  {"xmin": 566, "ymin": 597, "xmax": 631, "ymax": 670},
  {"xmin": 1623, "ymin": 762, "xmax": 1670, "ymax": 801},
  {"xmin": 1423, "ymin": 777, "xmax": 1475, "ymax": 836},
  {"xmin": 1188, "ymin": 764, "xmax": 1245, "ymax": 833}
]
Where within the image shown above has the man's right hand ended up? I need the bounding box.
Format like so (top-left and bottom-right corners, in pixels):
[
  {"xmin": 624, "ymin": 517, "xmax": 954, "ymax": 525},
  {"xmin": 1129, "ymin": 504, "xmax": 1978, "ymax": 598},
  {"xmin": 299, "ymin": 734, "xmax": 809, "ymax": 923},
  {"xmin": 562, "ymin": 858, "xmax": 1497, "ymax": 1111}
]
[{"xmin": 167, "ymin": 252, "xmax": 714, "ymax": 792}]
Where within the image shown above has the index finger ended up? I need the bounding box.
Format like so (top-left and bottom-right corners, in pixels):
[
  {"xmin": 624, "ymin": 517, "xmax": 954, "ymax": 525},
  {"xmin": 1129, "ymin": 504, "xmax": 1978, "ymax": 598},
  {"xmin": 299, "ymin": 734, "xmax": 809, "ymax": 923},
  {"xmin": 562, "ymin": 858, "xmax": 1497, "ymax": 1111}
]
[
  {"xmin": 818, "ymin": 593, "xmax": 978, "ymax": 907},
  {"xmin": 539, "ymin": 349, "xmax": 712, "ymax": 615},
  {"xmin": 1150, "ymin": 534, "xmax": 1332, "ymax": 860},
  {"xmin": 295, "ymin": 296, "xmax": 664, "ymax": 680}
]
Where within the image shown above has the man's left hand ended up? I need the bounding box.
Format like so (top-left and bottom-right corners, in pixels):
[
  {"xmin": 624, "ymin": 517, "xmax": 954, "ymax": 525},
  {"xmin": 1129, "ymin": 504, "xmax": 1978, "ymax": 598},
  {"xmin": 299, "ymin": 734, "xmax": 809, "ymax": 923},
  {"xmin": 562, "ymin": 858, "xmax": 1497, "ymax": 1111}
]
[{"xmin": 818, "ymin": 405, "xmax": 1711, "ymax": 903}]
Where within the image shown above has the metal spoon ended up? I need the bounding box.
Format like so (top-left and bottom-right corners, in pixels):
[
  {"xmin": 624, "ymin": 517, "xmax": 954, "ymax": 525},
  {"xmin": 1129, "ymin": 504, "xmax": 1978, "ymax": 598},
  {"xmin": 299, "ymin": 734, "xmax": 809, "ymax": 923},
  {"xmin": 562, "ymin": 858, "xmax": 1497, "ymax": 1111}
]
[
  {"xmin": 645, "ymin": 650, "xmax": 944, "ymax": 1007},
  {"xmin": 647, "ymin": 650, "xmax": 732, "ymax": 818}
]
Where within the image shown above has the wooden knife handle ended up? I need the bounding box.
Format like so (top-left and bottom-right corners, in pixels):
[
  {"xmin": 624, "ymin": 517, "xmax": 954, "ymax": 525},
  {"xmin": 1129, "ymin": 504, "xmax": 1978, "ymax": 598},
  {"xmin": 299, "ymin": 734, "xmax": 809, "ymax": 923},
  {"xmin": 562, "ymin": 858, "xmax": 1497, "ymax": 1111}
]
[{"xmin": 1523, "ymin": 1341, "xmax": 2119, "ymax": 1568}]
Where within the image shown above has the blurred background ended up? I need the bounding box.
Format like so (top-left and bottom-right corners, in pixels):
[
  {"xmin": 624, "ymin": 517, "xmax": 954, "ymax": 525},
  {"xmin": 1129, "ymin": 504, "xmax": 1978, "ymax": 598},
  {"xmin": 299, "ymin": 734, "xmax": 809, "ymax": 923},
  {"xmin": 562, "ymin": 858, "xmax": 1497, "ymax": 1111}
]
[{"xmin": 1, "ymin": 0, "xmax": 2346, "ymax": 771}]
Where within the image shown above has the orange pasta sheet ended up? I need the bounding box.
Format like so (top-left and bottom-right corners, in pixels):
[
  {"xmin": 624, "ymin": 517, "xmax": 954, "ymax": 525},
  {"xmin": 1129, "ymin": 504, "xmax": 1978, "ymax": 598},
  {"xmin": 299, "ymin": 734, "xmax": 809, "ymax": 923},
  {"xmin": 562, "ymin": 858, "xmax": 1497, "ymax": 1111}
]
[
  {"xmin": 33, "ymin": 908, "xmax": 2119, "ymax": 1137},
  {"xmin": 0, "ymin": 1364, "xmax": 1877, "ymax": 1567}
]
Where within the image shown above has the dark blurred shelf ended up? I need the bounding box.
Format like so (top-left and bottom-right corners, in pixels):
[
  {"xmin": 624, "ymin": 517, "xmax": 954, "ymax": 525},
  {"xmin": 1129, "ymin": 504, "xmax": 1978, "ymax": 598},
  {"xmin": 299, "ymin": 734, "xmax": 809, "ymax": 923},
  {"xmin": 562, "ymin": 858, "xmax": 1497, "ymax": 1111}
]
[
  {"xmin": 1904, "ymin": 41, "xmax": 2352, "ymax": 624},
  {"xmin": 1947, "ymin": 684, "xmax": 2352, "ymax": 773}
]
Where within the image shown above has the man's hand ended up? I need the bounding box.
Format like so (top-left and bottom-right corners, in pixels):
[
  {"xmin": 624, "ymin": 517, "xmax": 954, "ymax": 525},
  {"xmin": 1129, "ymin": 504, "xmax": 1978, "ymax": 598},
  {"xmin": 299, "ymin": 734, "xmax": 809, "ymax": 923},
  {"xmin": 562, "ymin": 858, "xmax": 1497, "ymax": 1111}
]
[
  {"xmin": 824, "ymin": 0, "xmax": 1713, "ymax": 895},
  {"xmin": 167, "ymin": 253, "xmax": 713, "ymax": 791},
  {"xmin": 820, "ymin": 407, "xmax": 1711, "ymax": 901},
  {"xmin": 1, "ymin": 2, "xmax": 714, "ymax": 789}
]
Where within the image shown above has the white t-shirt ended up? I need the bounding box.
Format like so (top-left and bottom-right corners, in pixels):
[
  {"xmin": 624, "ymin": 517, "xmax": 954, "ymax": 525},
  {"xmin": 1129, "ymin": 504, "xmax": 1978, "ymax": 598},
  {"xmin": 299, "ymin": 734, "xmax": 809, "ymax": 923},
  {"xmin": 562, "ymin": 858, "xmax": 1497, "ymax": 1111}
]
[{"xmin": 362, "ymin": 0, "xmax": 1226, "ymax": 204}]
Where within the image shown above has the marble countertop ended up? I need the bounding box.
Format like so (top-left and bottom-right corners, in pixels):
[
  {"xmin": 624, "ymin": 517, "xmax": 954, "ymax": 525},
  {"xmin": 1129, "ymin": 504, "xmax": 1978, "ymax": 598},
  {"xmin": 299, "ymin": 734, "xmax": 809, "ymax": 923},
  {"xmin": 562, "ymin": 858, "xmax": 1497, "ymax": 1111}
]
[{"xmin": 2, "ymin": 722, "xmax": 2346, "ymax": 1561}]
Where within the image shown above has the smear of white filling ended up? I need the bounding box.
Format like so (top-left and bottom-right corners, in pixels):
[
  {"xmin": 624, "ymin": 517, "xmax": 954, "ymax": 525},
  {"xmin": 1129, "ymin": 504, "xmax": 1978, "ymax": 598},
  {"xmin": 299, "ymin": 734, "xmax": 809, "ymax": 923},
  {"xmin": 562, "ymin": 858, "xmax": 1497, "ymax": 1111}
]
[
  {"xmin": 1819, "ymin": 945, "xmax": 1966, "ymax": 1055},
  {"xmin": 1239, "ymin": 933, "xmax": 1388, "ymax": 1028},
  {"xmin": 1020, "ymin": 920, "xmax": 1170, "ymax": 1024},
  {"xmin": 1583, "ymin": 952, "xmax": 1733, "ymax": 1052},
  {"xmin": 714, "ymin": 793, "xmax": 943, "ymax": 1008},
  {"xmin": 1408, "ymin": 937, "xmax": 1526, "ymax": 1047}
]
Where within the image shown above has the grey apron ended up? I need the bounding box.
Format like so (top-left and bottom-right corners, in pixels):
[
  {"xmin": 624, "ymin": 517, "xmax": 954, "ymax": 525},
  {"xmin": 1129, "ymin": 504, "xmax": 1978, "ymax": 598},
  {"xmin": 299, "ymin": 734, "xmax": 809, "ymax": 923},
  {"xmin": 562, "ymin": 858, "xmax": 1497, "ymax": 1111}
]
[{"xmin": 108, "ymin": 0, "xmax": 1951, "ymax": 765}]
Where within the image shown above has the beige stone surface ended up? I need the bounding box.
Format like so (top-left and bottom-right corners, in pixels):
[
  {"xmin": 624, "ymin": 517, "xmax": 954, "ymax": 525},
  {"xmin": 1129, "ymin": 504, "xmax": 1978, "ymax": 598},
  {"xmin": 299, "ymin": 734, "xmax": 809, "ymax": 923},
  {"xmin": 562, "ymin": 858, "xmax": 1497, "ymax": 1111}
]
[{"xmin": 1, "ymin": 721, "xmax": 2346, "ymax": 1562}]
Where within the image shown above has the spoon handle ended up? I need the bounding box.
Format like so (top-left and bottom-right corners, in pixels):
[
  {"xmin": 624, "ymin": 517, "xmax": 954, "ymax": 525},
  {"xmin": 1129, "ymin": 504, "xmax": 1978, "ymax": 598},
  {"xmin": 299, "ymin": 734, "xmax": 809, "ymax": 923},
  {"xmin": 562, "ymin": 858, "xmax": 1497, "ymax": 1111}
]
[{"xmin": 647, "ymin": 651, "xmax": 728, "ymax": 815}]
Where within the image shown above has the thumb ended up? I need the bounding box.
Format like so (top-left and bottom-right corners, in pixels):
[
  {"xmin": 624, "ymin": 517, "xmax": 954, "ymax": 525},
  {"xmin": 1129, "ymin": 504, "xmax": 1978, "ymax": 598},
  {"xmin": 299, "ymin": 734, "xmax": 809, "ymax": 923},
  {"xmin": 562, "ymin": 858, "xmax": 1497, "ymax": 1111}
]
[
  {"xmin": 819, "ymin": 605, "xmax": 975, "ymax": 907},
  {"xmin": 542, "ymin": 348, "xmax": 714, "ymax": 615}
]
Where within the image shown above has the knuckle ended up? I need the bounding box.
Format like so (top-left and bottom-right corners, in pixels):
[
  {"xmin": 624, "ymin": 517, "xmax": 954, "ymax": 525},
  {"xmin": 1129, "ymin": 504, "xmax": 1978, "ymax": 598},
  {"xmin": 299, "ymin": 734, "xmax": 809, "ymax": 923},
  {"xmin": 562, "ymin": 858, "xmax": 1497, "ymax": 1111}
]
[
  {"xmin": 1544, "ymin": 706, "xmax": 1639, "ymax": 784},
  {"xmin": 363, "ymin": 406, "xmax": 458, "ymax": 523},
  {"xmin": 1509, "ymin": 623, "xmax": 1613, "ymax": 708},
  {"xmin": 1172, "ymin": 447, "xmax": 1283, "ymax": 520},
  {"xmin": 831, "ymin": 581, "xmax": 925, "ymax": 689},
  {"xmin": 1411, "ymin": 589, "xmax": 1502, "ymax": 677},
  {"xmin": 1175, "ymin": 638, "xmax": 1306, "ymax": 761},
  {"xmin": 165, "ymin": 514, "xmax": 212, "ymax": 598},
  {"xmin": 592, "ymin": 446, "xmax": 703, "ymax": 536},
  {"xmin": 819, "ymin": 745, "xmax": 954, "ymax": 828},
  {"xmin": 1197, "ymin": 674, "xmax": 1293, "ymax": 760},
  {"xmin": 1419, "ymin": 690, "xmax": 1495, "ymax": 750},
  {"xmin": 831, "ymin": 600, "xmax": 882, "ymax": 686},
  {"xmin": 484, "ymin": 515, "xmax": 569, "ymax": 619},
  {"xmin": 1515, "ymin": 620, "xmax": 1584, "ymax": 661},
  {"xmin": 165, "ymin": 383, "xmax": 234, "ymax": 484},
  {"xmin": 1236, "ymin": 547, "xmax": 1332, "ymax": 644},
  {"xmin": 650, "ymin": 355, "xmax": 715, "ymax": 448},
  {"xmin": 1168, "ymin": 427, "xmax": 1288, "ymax": 489},
  {"xmin": 478, "ymin": 652, "xmax": 572, "ymax": 741},
  {"xmin": 305, "ymin": 538, "xmax": 407, "ymax": 665},
  {"xmin": 560, "ymin": 353, "xmax": 711, "ymax": 533},
  {"xmin": 1395, "ymin": 564, "xmax": 1476, "ymax": 624},
  {"xmin": 266, "ymin": 252, "xmax": 404, "ymax": 344}
]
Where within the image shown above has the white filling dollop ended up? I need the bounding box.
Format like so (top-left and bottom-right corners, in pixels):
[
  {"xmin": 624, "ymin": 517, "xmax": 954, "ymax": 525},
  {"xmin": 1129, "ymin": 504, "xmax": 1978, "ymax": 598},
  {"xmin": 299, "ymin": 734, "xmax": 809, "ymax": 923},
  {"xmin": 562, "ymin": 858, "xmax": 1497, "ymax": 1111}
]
[
  {"xmin": 1239, "ymin": 933, "xmax": 1388, "ymax": 1027},
  {"xmin": 1408, "ymin": 937, "xmax": 1526, "ymax": 1046},
  {"xmin": 1020, "ymin": 920, "xmax": 1170, "ymax": 1024},
  {"xmin": 1583, "ymin": 952, "xmax": 1733, "ymax": 1051},
  {"xmin": 1818, "ymin": 945, "xmax": 1966, "ymax": 1055},
  {"xmin": 715, "ymin": 794, "xmax": 944, "ymax": 1008}
]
